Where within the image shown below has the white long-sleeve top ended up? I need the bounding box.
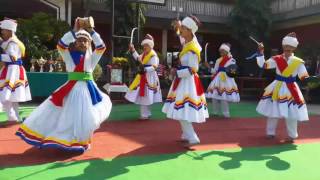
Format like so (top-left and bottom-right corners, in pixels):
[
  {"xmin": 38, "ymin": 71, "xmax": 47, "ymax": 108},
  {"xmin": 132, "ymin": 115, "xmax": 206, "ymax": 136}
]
[
  {"xmin": 57, "ymin": 31, "xmax": 106, "ymax": 73},
  {"xmin": 256, "ymin": 54, "xmax": 309, "ymax": 80},
  {"xmin": 0, "ymin": 36, "xmax": 23, "ymax": 62}
]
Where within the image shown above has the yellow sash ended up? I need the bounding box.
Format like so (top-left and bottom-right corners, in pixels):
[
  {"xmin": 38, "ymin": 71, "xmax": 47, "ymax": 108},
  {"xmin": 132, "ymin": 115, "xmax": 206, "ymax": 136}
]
[
  {"xmin": 5, "ymin": 36, "xmax": 26, "ymax": 58},
  {"xmin": 179, "ymin": 40, "xmax": 201, "ymax": 63},
  {"xmin": 272, "ymin": 56, "xmax": 303, "ymax": 101},
  {"xmin": 129, "ymin": 50, "xmax": 156, "ymax": 90}
]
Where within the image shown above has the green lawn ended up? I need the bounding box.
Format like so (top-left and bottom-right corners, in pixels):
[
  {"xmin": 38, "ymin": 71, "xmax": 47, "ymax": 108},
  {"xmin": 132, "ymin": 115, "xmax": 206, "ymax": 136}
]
[
  {"xmin": 1, "ymin": 143, "xmax": 319, "ymax": 180},
  {"xmin": 0, "ymin": 101, "xmax": 261, "ymax": 123}
]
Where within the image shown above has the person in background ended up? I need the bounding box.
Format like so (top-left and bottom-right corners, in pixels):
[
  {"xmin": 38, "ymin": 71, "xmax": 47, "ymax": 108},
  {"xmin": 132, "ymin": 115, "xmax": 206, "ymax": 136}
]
[
  {"xmin": 256, "ymin": 32, "xmax": 309, "ymax": 143},
  {"xmin": 0, "ymin": 18, "xmax": 31, "ymax": 123},
  {"xmin": 205, "ymin": 43, "xmax": 240, "ymax": 118},
  {"xmin": 125, "ymin": 34, "xmax": 162, "ymax": 120}
]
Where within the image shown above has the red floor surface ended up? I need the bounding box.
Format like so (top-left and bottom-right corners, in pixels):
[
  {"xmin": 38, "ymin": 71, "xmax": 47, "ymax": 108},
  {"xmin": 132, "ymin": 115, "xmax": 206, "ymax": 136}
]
[{"xmin": 0, "ymin": 116, "xmax": 319, "ymax": 167}]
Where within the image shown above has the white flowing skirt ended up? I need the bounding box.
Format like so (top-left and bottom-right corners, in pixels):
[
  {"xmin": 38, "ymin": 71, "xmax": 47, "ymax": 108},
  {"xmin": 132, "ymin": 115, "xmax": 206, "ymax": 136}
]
[
  {"xmin": 0, "ymin": 65, "xmax": 31, "ymax": 102},
  {"xmin": 206, "ymin": 74, "xmax": 240, "ymax": 102},
  {"xmin": 125, "ymin": 71, "xmax": 162, "ymax": 105},
  {"xmin": 16, "ymin": 81, "xmax": 112, "ymax": 152},
  {"xmin": 162, "ymin": 75, "xmax": 209, "ymax": 123},
  {"xmin": 256, "ymin": 80, "xmax": 308, "ymax": 121}
]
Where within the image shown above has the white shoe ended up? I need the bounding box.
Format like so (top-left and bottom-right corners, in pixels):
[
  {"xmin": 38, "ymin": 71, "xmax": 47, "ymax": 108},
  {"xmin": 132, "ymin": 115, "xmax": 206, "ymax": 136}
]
[
  {"xmin": 184, "ymin": 140, "xmax": 200, "ymax": 148},
  {"xmin": 139, "ymin": 116, "xmax": 149, "ymax": 120},
  {"xmin": 179, "ymin": 134, "xmax": 189, "ymax": 142}
]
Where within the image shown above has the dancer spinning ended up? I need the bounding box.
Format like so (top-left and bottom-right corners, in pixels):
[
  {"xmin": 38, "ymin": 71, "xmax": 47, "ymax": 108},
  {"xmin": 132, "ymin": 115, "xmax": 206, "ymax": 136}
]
[
  {"xmin": 0, "ymin": 18, "xmax": 31, "ymax": 123},
  {"xmin": 206, "ymin": 43, "xmax": 240, "ymax": 118},
  {"xmin": 162, "ymin": 15, "xmax": 209, "ymax": 147},
  {"xmin": 256, "ymin": 32, "xmax": 309, "ymax": 142},
  {"xmin": 125, "ymin": 34, "xmax": 162, "ymax": 120},
  {"xmin": 16, "ymin": 17, "xmax": 112, "ymax": 152}
]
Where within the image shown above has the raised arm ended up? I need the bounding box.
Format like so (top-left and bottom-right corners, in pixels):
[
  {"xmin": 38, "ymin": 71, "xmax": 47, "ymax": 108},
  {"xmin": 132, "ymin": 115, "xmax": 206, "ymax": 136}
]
[
  {"xmin": 128, "ymin": 43, "xmax": 140, "ymax": 61},
  {"xmin": 57, "ymin": 31, "xmax": 76, "ymax": 60},
  {"xmin": 255, "ymin": 42, "xmax": 276, "ymax": 69},
  {"xmin": 256, "ymin": 55, "xmax": 277, "ymax": 69},
  {"xmin": 91, "ymin": 31, "xmax": 107, "ymax": 68}
]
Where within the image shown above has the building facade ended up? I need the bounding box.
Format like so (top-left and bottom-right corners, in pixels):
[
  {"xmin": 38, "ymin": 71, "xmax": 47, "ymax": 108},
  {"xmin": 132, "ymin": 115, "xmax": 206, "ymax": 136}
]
[{"xmin": 1, "ymin": 0, "xmax": 320, "ymax": 68}]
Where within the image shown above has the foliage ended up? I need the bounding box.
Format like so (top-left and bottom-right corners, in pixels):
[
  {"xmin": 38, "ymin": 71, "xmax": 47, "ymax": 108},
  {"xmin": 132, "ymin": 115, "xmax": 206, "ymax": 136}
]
[
  {"xmin": 307, "ymin": 82, "xmax": 320, "ymax": 89},
  {"xmin": 295, "ymin": 42, "xmax": 320, "ymax": 62},
  {"xmin": 112, "ymin": 57, "xmax": 129, "ymax": 68},
  {"xmin": 16, "ymin": 12, "xmax": 70, "ymax": 59},
  {"xmin": 105, "ymin": 0, "xmax": 146, "ymax": 56},
  {"xmin": 229, "ymin": 0, "xmax": 272, "ymax": 56},
  {"xmin": 93, "ymin": 64, "xmax": 103, "ymax": 81}
]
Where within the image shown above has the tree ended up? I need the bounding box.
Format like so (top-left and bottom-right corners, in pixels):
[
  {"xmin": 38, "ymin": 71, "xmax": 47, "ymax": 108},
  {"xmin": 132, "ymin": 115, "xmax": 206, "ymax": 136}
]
[
  {"xmin": 16, "ymin": 12, "xmax": 70, "ymax": 59},
  {"xmin": 229, "ymin": 0, "xmax": 272, "ymax": 76},
  {"xmin": 230, "ymin": 0, "xmax": 272, "ymax": 54},
  {"xmin": 105, "ymin": 0, "xmax": 146, "ymax": 56}
]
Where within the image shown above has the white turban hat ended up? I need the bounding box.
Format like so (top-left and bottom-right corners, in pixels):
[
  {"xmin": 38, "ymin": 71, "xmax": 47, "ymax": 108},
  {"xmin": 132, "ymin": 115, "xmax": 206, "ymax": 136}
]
[
  {"xmin": 75, "ymin": 29, "xmax": 92, "ymax": 41},
  {"xmin": 0, "ymin": 18, "xmax": 17, "ymax": 32},
  {"xmin": 219, "ymin": 43, "xmax": 231, "ymax": 53},
  {"xmin": 181, "ymin": 16, "xmax": 198, "ymax": 34},
  {"xmin": 141, "ymin": 34, "xmax": 154, "ymax": 49},
  {"xmin": 282, "ymin": 32, "xmax": 299, "ymax": 48}
]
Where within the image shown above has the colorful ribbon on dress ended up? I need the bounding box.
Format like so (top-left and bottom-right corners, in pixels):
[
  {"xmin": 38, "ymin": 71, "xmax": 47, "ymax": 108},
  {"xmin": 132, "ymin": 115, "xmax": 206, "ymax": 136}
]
[
  {"xmin": 0, "ymin": 59, "xmax": 25, "ymax": 81},
  {"xmin": 211, "ymin": 55, "xmax": 231, "ymax": 81},
  {"xmin": 172, "ymin": 66, "xmax": 204, "ymax": 96},
  {"xmin": 128, "ymin": 50, "xmax": 156, "ymax": 97},
  {"xmin": 50, "ymin": 53, "xmax": 102, "ymax": 107},
  {"xmin": 272, "ymin": 55, "xmax": 304, "ymax": 105}
]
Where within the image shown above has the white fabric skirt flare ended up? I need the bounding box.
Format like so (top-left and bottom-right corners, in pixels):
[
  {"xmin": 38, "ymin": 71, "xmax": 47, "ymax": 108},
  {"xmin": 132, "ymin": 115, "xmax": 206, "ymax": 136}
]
[
  {"xmin": 16, "ymin": 81, "xmax": 112, "ymax": 152},
  {"xmin": 256, "ymin": 80, "xmax": 308, "ymax": 121},
  {"xmin": 206, "ymin": 75, "xmax": 240, "ymax": 102}
]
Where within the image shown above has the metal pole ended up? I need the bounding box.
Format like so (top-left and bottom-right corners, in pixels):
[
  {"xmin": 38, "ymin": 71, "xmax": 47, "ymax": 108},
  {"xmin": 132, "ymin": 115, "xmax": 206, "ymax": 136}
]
[
  {"xmin": 136, "ymin": 3, "xmax": 140, "ymax": 44},
  {"xmin": 111, "ymin": 0, "xmax": 114, "ymax": 58}
]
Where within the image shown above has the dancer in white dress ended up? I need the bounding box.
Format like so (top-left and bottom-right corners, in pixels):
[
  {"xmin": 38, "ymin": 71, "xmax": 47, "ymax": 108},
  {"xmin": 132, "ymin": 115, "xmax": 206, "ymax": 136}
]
[
  {"xmin": 206, "ymin": 43, "xmax": 240, "ymax": 118},
  {"xmin": 256, "ymin": 32, "xmax": 309, "ymax": 142},
  {"xmin": 162, "ymin": 16, "xmax": 209, "ymax": 146},
  {"xmin": 125, "ymin": 34, "xmax": 162, "ymax": 119},
  {"xmin": 16, "ymin": 18, "xmax": 112, "ymax": 153},
  {"xmin": 0, "ymin": 18, "xmax": 31, "ymax": 122}
]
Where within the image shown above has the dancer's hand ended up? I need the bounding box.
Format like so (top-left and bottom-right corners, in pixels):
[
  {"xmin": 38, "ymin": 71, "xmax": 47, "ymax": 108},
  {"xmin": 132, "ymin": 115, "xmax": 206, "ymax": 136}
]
[
  {"xmin": 73, "ymin": 17, "xmax": 80, "ymax": 32},
  {"xmin": 85, "ymin": 27, "xmax": 94, "ymax": 33},
  {"xmin": 258, "ymin": 42, "xmax": 264, "ymax": 54},
  {"xmin": 171, "ymin": 20, "xmax": 181, "ymax": 33},
  {"xmin": 128, "ymin": 43, "xmax": 135, "ymax": 53}
]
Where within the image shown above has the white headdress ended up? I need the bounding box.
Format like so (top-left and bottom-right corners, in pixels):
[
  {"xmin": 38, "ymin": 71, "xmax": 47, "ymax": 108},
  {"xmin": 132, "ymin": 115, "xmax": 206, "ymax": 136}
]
[
  {"xmin": 141, "ymin": 34, "xmax": 154, "ymax": 49},
  {"xmin": 219, "ymin": 43, "xmax": 231, "ymax": 53},
  {"xmin": 282, "ymin": 32, "xmax": 299, "ymax": 48},
  {"xmin": 0, "ymin": 18, "xmax": 17, "ymax": 32},
  {"xmin": 181, "ymin": 16, "xmax": 198, "ymax": 34},
  {"xmin": 75, "ymin": 29, "xmax": 92, "ymax": 41},
  {"xmin": 181, "ymin": 16, "xmax": 202, "ymax": 51}
]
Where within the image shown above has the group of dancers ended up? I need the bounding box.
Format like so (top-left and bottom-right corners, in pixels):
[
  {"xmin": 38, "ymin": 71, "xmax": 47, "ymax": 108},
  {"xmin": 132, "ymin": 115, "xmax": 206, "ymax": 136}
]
[{"xmin": 0, "ymin": 15, "xmax": 310, "ymax": 153}]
